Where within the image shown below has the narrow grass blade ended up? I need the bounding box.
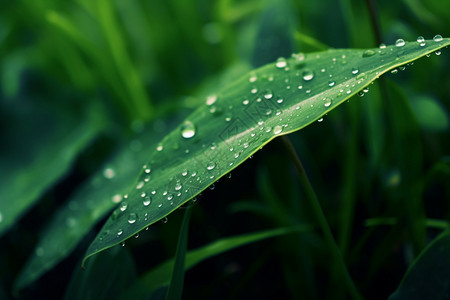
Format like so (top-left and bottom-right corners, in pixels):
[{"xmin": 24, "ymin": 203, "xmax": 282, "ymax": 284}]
[
  {"xmin": 83, "ymin": 38, "xmax": 450, "ymax": 266},
  {"xmin": 64, "ymin": 247, "xmax": 137, "ymax": 300},
  {"xmin": 120, "ymin": 225, "xmax": 311, "ymax": 300},
  {"xmin": 165, "ymin": 205, "xmax": 192, "ymax": 300},
  {"xmin": 388, "ymin": 231, "xmax": 450, "ymax": 300},
  {"xmin": 13, "ymin": 118, "xmax": 183, "ymax": 292},
  {"xmin": 0, "ymin": 99, "xmax": 104, "ymax": 237}
]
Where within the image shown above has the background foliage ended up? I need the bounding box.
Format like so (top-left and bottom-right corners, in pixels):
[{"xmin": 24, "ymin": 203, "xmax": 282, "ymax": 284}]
[{"xmin": 0, "ymin": 0, "xmax": 449, "ymax": 299}]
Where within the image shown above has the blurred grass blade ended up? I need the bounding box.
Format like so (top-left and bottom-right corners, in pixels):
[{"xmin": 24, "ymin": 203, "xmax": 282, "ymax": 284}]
[
  {"xmin": 120, "ymin": 225, "xmax": 311, "ymax": 300},
  {"xmin": 13, "ymin": 117, "xmax": 184, "ymax": 292},
  {"xmin": 388, "ymin": 231, "xmax": 450, "ymax": 300},
  {"xmin": 0, "ymin": 99, "xmax": 104, "ymax": 237},
  {"xmin": 83, "ymin": 38, "xmax": 450, "ymax": 266},
  {"xmin": 64, "ymin": 247, "xmax": 137, "ymax": 300},
  {"xmin": 165, "ymin": 205, "xmax": 192, "ymax": 300}
]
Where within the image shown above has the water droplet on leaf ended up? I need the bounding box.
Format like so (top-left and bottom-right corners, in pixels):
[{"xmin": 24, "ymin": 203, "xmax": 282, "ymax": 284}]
[
  {"xmin": 395, "ymin": 39, "xmax": 405, "ymax": 47},
  {"xmin": 302, "ymin": 69, "xmax": 314, "ymax": 81},
  {"xmin": 433, "ymin": 34, "xmax": 443, "ymax": 42},
  {"xmin": 206, "ymin": 95, "xmax": 217, "ymax": 105},
  {"xmin": 362, "ymin": 49, "xmax": 376, "ymax": 57},
  {"xmin": 120, "ymin": 202, "xmax": 128, "ymax": 212},
  {"xmin": 275, "ymin": 57, "xmax": 287, "ymax": 68},
  {"xmin": 207, "ymin": 162, "xmax": 216, "ymax": 170},
  {"xmin": 143, "ymin": 197, "xmax": 151, "ymax": 206},
  {"xmin": 128, "ymin": 213, "xmax": 137, "ymax": 224},
  {"xmin": 416, "ymin": 36, "xmax": 426, "ymax": 46},
  {"xmin": 263, "ymin": 90, "xmax": 273, "ymax": 99},
  {"xmin": 181, "ymin": 120, "xmax": 196, "ymax": 139},
  {"xmin": 273, "ymin": 125, "xmax": 283, "ymax": 135}
]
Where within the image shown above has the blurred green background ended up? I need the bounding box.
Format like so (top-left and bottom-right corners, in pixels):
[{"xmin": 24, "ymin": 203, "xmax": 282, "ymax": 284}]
[{"xmin": 0, "ymin": 0, "xmax": 449, "ymax": 299}]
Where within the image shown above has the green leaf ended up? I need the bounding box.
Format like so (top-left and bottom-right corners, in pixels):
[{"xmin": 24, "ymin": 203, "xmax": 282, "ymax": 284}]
[
  {"xmin": 13, "ymin": 117, "xmax": 183, "ymax": 292},
  {"xmin": 0, "ymin": 97, "xmax": 105, "ymax": 237},
  {"xmin": 165, "ymin": 204, "xmax": 192, "ymax": 300},
  {"xmin": 410, "ymin": 95, "xmax": 449, "ymax": 131},
  {"xmin": 83, "ymin": 37, "xmax": 450, "ymax": 266},
  {"xmin": 388, "ymin": 231, "xmax": 450, "ymax": 300},
  {"xmin": 120, "ymin": 225, "xmax": 311, "ymax": 300},
  {"xmin": 64, "ymin": 246, "xmax": 137, "ymax": 300}
]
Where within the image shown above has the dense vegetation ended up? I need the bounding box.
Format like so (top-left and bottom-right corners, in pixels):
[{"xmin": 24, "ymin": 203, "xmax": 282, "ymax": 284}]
[{"xmin": 0, "ymin": 0, "xmax": 449, "ymax": 299}]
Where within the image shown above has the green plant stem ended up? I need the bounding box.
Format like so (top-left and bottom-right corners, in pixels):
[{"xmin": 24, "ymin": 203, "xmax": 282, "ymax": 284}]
[
  {"xmin": 165, "ymin": 204, "xmax": 193, "ymax": 300},
  {"xmin": 279, "ymin": 136, "xmax": 363, "ymax": 300},
  {"xmin": 338, "ymin": 103, "xmax": 359, "ymax": 255}
]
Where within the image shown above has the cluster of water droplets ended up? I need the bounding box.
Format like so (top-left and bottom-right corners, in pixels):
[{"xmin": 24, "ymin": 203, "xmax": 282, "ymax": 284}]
[{"xmin": 103, "ymin": 34, "xmax": 450, "ymax": 246}]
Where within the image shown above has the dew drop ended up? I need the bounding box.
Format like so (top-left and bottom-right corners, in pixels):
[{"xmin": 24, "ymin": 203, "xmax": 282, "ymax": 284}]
[
  {"xmin": 302, "ymin": 69, "xmax": 314, "ymax": 81},
  {"xmin": 162, "ymin": 217, "xmax": 168, "ymax": 223},
  {"xmin": 435, "ymin": 50, "xmax": 441, "ymax": 56},
  {"xmin": 351, "ymin": 67, "xmax": 359, "ymax": 75},
  {"xmin": 273, "ymin": 125, "xmax": 283, "ymax": 135},
  {"xmin": 156, "ymin": 144, "xmax": 163, "ymax": 151},
  {"xmin": 263, "ymin": 90, "xmax": 273, "ymax": 99},
  {"xmin": 433, "ymin": 34, "xmax": 443, "ymax": 42},
  {"xmin": 379, "ymin": 43, "xmax": 386, "ymax": 49},
  {"xmin": 324, "ymin": 99, "xmax": 332, "ymax": 107},
  {"xmin": 275, "ymin": 57, "xmax": 287, "ymax": 68},
  {"xmin": 242, "ymin": 99, "xmax": 249, "ymax": 105},
  {"xmin": 136, "ymin": 181, "xmax": 145, "ymax": 189},
  {"xmin": 117, "ymin": 229, "xmax": 123, "ymax": 236},
  {"xmin": 395, "ymin": 39, "xmax": 405, "ymax": 47},
  {"xmin": 181, "ymin": 121, "xmax": 196, "ymax": 139},
  {"xmin": 128, "ymin": 213, "xmax": 137, "ymax": 224},
  {"xmin": 175, "ymin": 182, "xmax": 182, "ymax": 191},
  {"xmin": 143, "ymin": 196, "xmax": 151, "ymax": 206},
  {"xmin": 391, "ymin": 69, "xmax": 399, "ymax": 74},
  {"xmin": 328, "ymin": 80, "xmax": 335, "ymax": 87},
  {"xmin": 356, "ymin": 73, "xmax": 367, "ymax": 81},
  {"xmin": 206, "ymin": 95, "xmax": 217, "ymax": 106},
  {"xmin": 112, "ymin": 194, "xmax": 122, "ymax": 203},
  {"xmin": 103, "ymin": 168, "xmax": 115, "ymax": 179},
  {"xmin": 317, "ymin": 118, "xmax": 324, "ymax": 122},
  {"xmin": 416, "ymin": 36, "xmax": 426, "ymax": 46},
  {"xmin": 277, "ymin": 98, "xmax": 284, "ymax": 104},
  {"xmin": 292, "ymin": 52, "xmax": 305, "ymax": 62},
  {"xmin": 207, "ymin": 162, "xmax": 216, "ymax": 170},
  {"xmin": 249, "ymin": 74, "xmax": 257, "ymax": 82},
  {"xmin": 362, "ymin": 49, "xmax": 376, "ymax": 57},
  {"xmin": 120, "ymin": 202, "xmax": 128, "ymax": 212}
]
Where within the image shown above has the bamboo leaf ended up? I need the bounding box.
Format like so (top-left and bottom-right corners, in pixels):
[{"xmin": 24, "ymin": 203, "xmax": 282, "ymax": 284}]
[{"xmin": 83, "ymin": 37, "xmax": 450, "ymax": 266}]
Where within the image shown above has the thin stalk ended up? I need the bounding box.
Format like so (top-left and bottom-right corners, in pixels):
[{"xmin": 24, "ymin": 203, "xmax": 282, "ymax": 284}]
[
  {"xmin": 280, "ymin": 136, "xmax": 363, "ymax": 300},
  {"xmin": 338, "ymin": 103, "xmax": 359, "ymax": 255}
]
